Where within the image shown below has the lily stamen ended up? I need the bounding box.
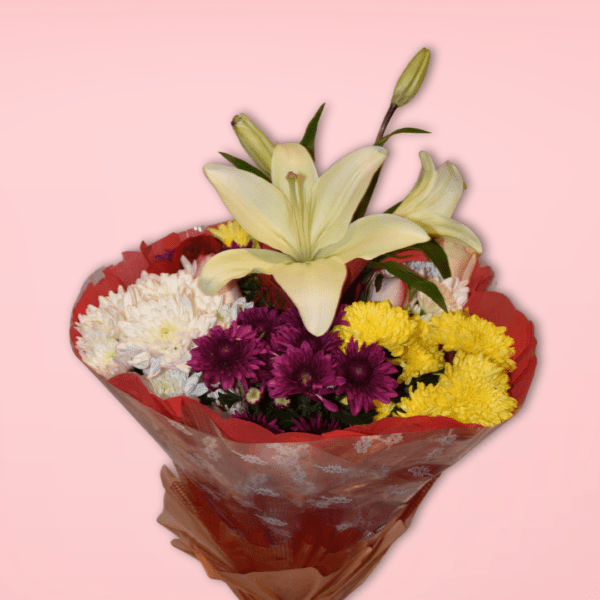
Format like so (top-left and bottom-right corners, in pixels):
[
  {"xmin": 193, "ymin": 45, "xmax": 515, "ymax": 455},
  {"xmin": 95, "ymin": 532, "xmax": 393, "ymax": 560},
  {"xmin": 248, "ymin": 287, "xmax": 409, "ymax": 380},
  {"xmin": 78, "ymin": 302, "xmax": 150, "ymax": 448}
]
[{"xmin": 286, "ymin": 171, "xmax": 312, "ymax": 261}]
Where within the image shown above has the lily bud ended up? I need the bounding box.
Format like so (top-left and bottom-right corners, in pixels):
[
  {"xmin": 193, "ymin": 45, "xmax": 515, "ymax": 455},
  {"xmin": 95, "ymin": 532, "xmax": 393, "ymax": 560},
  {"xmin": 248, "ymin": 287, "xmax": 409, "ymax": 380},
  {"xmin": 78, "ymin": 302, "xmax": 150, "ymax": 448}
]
[
  {"xmin": 232, "ymin": 113, "xmax": 274, "ymax": 176},
  {"xmin": 391, "ymin": 48, "xmax": 430, "ymax": 108}
]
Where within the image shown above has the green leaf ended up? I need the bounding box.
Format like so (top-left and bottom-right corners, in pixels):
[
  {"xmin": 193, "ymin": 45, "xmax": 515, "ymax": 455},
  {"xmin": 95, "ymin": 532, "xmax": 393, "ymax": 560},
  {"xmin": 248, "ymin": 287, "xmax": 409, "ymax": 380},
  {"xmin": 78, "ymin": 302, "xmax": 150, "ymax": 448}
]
[
  {"xmin": 368, "ymin": 260, "xmax": 447, "ymax": 312},
  {"xmin": 300, "ymin": 103, "xmax": 325, "ymax": 160},
  {"xmin": 410, "ymin": 370, "xmax": 443, "ymax": 390},
  {"xmin": 372, "ymin": 240, "xmax": 451, "ymax": 280},
  {"xmin": 410, "ymin": 239, "xmax": 452, "ymax": 279},
  {"xmin": 214, "ymin": 389, "xmax": 244, "ymax": 409},
  {"xmin": 219, "ymin": 152, "xmax": 270, "ymax": 181},
  {"xmin": 384, "ymin": 199, "xmax": 402, "ymax": 214},
  {"xmin": 355, "ymin": 127, "xmax": 430, "ymax": 219},
  {"xmin": 332, "ymin": 403, "xmax": 377, "ymax": 426},
  {"xmin": 351, "ymin": 167, "xmax": 381, "ymax": 221},
  {"xmin": 375, "ymin": 127, "xmax": 430, "ymax": 147}
]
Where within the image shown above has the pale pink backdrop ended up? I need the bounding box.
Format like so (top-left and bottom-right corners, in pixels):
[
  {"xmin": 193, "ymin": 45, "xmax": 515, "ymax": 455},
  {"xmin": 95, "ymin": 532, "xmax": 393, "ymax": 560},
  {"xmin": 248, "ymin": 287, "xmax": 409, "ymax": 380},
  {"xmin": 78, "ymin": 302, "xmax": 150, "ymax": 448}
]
[{"xmin": 1, "ymin": 1, "xmax": 598, "ymax": 599}]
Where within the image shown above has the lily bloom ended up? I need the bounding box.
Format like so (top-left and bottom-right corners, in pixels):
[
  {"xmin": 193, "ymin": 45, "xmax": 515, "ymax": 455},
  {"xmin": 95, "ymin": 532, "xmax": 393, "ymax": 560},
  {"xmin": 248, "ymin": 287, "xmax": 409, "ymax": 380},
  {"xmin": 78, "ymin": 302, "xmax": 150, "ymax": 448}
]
[
  {"xmin": 393, "ymin": 151, "xmax": 482, "ymax": 253},
  {"xmin": 198, "ymin": 143, "xmax": 429, "ymax": 336}
]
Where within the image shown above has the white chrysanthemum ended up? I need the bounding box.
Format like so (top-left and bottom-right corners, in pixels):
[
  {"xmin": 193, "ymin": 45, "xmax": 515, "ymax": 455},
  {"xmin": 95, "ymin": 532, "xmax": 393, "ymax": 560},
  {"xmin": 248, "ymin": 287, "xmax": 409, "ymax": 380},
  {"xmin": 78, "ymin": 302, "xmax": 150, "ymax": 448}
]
[
  {"xmin": 133, "ymin": 257, "xmax": 198, "ymax": 302},
  {"xmin": 130, "ymin": 261, "xmax": 252, "ymax": 328},
  {"xmin": 196, "ymin": 295, "xmax": 253, "ymax": 328},
  {"xmin": 183, "ymin": 371, "xmax": 210, "ymax": 397},
  {"xmin": 403, "ymin": 260, "xmax": 442, "ymax": 280},
  {"xmin": 146, "ymin": 368, "xmax": 209, "ymax": 399},
  {"xmin": 77, "ymin": 260, "xmax": 253, "ymax": 381},
  {"xmin": 75, "ymin": 286, "xmax": 131, "ymax": 378},
  {"xmin": 117, "ymin": 292, "xmax": 217, "ymax": 377}
]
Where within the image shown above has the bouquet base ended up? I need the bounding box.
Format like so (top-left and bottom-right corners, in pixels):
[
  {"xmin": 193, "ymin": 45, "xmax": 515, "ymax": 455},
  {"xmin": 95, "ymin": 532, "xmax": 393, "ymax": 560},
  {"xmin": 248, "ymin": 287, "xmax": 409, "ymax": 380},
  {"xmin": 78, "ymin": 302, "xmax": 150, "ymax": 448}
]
[{"xmin": 158, "ymin": 466, "xmax": 437, "ymax": 600}]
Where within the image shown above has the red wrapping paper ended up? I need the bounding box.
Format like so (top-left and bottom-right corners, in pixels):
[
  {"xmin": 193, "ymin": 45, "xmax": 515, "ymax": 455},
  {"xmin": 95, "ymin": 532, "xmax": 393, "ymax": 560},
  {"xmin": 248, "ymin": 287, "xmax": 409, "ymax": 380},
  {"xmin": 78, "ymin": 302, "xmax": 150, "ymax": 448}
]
[{"xmin": 70, "ymin": 227, "xmax": 537, "ymax": 600}]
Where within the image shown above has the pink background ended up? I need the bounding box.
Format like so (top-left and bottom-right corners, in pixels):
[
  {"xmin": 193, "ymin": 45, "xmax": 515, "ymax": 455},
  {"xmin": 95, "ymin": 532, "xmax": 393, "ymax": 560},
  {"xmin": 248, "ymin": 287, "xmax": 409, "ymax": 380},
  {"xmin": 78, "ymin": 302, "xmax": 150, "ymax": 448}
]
[{"xmin": 1, "ymin": 1, "xmax": 598, "ymax": 599}]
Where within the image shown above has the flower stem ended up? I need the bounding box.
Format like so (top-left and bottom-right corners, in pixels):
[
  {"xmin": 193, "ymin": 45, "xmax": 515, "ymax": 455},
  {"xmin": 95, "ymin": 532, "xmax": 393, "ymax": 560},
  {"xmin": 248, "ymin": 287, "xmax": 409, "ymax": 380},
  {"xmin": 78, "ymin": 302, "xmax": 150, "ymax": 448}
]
[
  {"xmin": 352, "ymin": 104, "xmax": 398, "ymax": 222},
  {"xmin": 375, "ymin": 104, "xmax": 397, "ymax": 145}
]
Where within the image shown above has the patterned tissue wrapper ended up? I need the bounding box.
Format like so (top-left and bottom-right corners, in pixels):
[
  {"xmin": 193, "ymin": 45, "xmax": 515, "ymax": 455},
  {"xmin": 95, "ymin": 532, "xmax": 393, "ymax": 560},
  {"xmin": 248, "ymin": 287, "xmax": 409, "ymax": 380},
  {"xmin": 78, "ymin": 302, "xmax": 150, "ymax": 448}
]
[
  {"xmin": 157, "ymin": 465, "xmax": 436, "ymax": 600},
  {"xmin": 70, "ymin": 227, "xmax": 537, "ymax": 600}
]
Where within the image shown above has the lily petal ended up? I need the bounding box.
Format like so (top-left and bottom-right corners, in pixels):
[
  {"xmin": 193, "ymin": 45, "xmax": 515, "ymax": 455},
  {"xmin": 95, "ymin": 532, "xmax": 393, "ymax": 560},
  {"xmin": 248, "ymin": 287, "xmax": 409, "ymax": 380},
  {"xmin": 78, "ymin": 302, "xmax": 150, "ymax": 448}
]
[
  {"xmin": 394, "ymin": 151, "xmax": 481, "ymax": 253},
  {"xmin": 316, "ymin": 213, "xmax": 430, "ymax": 263},
  {"xmin": 203, "ymin": 164, "xmax": 298, "ymax": 256},
  {"xmin": 198, "ymin": 248, "xmax": 292, "ymax": 295},
  {"xmin": 399, "ymin": 150, "xmax": 436, "ymax": 211},
  {"xmin": 398, "ymin": 151, "xmax": 463, "ymax": 217},
  {"xmin": 270, "ymin": 257, "xmax": 347, "ymax": 336},
  {"xmin": 271, "ymin": 143, "xmax": 319, "ymax": 197},
  {"xmin": 310, "ymin": 146, "xmax": 388, "ymax": 252},
  {"xmin": 425, "ymin": 160, "xmax": 464, "ymax": 217},
  {"xmin": 418, "ymin": 215, "xmax": 483, "ymax": 253}
]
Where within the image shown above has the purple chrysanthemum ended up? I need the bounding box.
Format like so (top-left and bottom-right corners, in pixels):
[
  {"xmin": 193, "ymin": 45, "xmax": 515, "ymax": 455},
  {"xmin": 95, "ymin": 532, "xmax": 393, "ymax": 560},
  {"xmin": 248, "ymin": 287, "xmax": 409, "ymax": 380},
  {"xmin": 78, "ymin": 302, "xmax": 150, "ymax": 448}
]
[
  {"xmin": 268, "ymin": 341, "xmax": 344, "ymax": 412},
  {"xmin": 332, "ymin": 304, "xmax": 350, "ymax": 328},
  {"xmin": 235, "ymin": 306, "xmax": 281, "ymax": 345},
  {"xmin": 230, "ymin": 240, "xmax": 255, "ymax": 249},
  {"xmin": 335, "ymin": 340, "xmax": 399, "ymax": 415},
  {"xmin": 271, "ymin": 307, "xmax": 341, "ymax": 353},
  {"xmin": 233, "ymin": 411, "xmax": 284, "ymax": 434},
  {"xmin": 290, "ymin": 414, "xmax": 342, "ymax": 434},
  {"xmin": 188, "ymin": 323, "xmax": 269, "ymax": 390}
]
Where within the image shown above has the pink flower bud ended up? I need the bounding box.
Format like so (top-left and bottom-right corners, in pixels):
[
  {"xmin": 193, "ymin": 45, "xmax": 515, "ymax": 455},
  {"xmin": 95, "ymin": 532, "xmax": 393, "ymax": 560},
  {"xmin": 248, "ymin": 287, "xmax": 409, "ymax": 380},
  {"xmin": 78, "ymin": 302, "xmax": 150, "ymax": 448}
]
[
  {"xmin": 367, "ymin": 269, "xmax": 409, "ymax": 307},
  {"xmin": 436, "ymin": 237, "xmax": 477, "ymax": 282}
]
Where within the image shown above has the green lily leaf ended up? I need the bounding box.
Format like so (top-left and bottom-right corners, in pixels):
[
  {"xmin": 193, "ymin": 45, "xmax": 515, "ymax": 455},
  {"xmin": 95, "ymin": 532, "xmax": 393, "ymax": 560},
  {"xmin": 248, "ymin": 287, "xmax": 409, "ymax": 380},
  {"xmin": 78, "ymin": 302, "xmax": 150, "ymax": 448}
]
[
  {"xmin": 219, "ymin": 152, "xmax": 270, "ymax": 181},
  {"xmin": 368, "ymin": 260, "xmax": 448, "ymax": 312},
  {"xmin": 375, "ymin": 127, "xmax": 430, "ymax": 147},
  {"xmin": 300, "ymin": 103, "xmax": 325, "ymax": 160},
  {"xmin": 351, "ymin": 167, "xmax": 381, "ymax": 221},
  {"xmin": 410, "ymin": 239, "xmax": 452, "ymax": 279},
  {"xmin": 354, "ymin": 129, "xmax": 430, "ymax": 221},
  {"xmin": 384, "ymin": 199, "xmax": 402, "ymax": 214}
]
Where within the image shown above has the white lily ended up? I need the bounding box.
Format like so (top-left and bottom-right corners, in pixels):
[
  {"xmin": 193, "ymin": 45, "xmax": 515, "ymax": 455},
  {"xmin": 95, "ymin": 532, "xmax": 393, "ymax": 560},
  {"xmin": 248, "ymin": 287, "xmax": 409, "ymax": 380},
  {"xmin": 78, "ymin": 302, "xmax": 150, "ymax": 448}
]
[
  {"xmin": 393, "ymin": 151, "xmax": 482, "ymax": 253},
  {"xmin": 199, "ymin": 143, "xmax": 429, "ymax": 336}
]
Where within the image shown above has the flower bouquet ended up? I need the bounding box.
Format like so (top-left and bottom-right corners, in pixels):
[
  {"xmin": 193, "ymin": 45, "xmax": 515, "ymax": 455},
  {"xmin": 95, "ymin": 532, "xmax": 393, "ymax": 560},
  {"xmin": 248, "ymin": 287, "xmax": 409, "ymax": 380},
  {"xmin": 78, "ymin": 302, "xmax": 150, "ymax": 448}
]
[{"xmin": 70, "ymin": 49, "xmax": 537, "ymax": 600}]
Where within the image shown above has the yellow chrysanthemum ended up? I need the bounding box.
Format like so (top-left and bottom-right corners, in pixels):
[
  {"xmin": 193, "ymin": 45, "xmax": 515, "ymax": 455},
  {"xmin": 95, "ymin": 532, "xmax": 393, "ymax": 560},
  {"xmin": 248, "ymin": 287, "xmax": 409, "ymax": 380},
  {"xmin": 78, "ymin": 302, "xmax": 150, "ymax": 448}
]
[
  {"xmin": 428, "ymin": 311, "xmax": 516, "ymax": 370},
  {"xmin": 334, "ymin": 301, "xmax": 418, "ymax": 357},
  {"xmin": 394, "ymin": 338, "xmax": 445, "ymax": 384},
  {"xmin": 396, "ymin": 351, "xmax": 517, "ymax": 426},
  {"xmin": 373, "ymin": 399, "xmax": 396, "ymax": 421},
  {"xmin": 209, "ymin": 220, "xmax": 259, "ymax": 248}
]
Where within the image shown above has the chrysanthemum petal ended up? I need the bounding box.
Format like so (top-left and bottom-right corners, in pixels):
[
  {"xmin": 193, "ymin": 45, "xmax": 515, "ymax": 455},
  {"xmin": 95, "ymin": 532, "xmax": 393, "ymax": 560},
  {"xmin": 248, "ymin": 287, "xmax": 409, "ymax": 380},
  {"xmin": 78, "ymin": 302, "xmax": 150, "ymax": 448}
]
[
  {"xmin": 209, "ymin": 220, "xmax": 259, "ymax": 248},
  {"xmin": 397, "ymin": 351, "xmax": 517, "ymax": 426},
  {"xmin": 334, "ymin": 301, "xmax": 419, "ymax": 357},
  {"xmin": 428, "ymin": 310, "xmax": 516, "ymax": 369}
]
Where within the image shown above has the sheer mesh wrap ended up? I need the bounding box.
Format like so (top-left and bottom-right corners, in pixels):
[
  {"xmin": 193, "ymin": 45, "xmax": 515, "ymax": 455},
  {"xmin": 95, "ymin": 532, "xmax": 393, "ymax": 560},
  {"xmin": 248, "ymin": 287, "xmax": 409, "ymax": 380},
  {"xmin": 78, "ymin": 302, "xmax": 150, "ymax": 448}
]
[{"xmin": 70, "ymin": 227, "xmax": 536, "ymax": 600}]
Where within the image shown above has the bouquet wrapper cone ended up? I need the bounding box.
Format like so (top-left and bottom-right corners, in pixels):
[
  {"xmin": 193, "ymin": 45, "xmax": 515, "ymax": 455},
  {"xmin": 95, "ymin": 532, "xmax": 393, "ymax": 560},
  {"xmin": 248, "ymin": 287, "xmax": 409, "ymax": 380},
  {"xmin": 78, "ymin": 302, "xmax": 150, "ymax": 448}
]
[
  {"xmin": 157, "ymin": 466, "xmax": 436, "ymax": 600},
  {"xmin": 92, "ymin": 367, "xmax": 533, "ymax": 600},
  {"xmin": 72, "ymin": 230, "xmax": 537, "ymax": 600}
]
